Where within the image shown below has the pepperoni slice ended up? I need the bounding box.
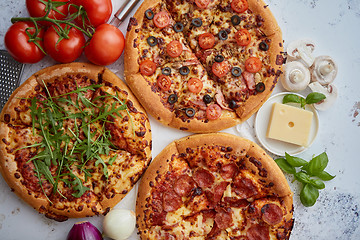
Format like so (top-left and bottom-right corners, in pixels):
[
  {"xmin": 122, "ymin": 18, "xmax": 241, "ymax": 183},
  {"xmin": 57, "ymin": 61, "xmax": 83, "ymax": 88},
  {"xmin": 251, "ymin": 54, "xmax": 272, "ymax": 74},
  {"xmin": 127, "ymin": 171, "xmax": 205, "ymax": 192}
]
[
  {"xmin": 150, "ymin": 211, "xmax": 167, "ymax": 226},
  {"xmin": 153, "ymin": 11, "xmax": 171, "ymax": 29},
  {"xmin": 232, "ymin": 177, "xmax": 258, "ymax": 199},
  {"xmin": 235, "ymin": 29, "xmax": 251, "ymax": 46},
  {"xmin": 173, "ymin": 174, "xmax": 196, "ymax": 197},
  {"xmin": 166, "ymin": 40, "xmax": 183, "ymax": 58},
  {"xmin": 261, "ymin": 203, "xmax": 283, "ymax": 225},
  {"xmin": 162, "ymin": 190, "xmax": 182, "ymax": 212},
  {"xmin": 224, "ymin": 197, "xmax": 250, "ymax": 208},
  {"xmin": 231, "ymin": 0, "xmax": 249, "ymax": 13},
  {"xmin": 206, "ymin": 181, "xmax": 229, "ymax": 205},
  {"xmin": 214, "ymin": 207, "xmax": 233, "ymax": 229},
  {"xmin": 139, "ymin": 59, "xmax": 157, "ymax": 76},
  {"xmin": 246, "ymin": 224, "xmax": 270, "ymax": 240},
  {"xmin": 220, "ymin": 163, "xmax": 238, "ymax": 180},
  {"xmin": 193, "ymin": 168, "xmax": 215, "ymax": 189}
]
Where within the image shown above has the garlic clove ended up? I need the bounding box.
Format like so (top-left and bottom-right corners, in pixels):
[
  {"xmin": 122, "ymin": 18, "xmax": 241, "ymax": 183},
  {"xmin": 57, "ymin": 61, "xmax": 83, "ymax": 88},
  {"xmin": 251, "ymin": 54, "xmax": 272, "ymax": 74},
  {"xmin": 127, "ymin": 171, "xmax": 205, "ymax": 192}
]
[
  {"xmin": 311, "ymin": 55, "xmax": 338, "ymax": 85},
  {"xmin": 287, "ymin": 39, "xmax": 316, "ymax": 67},
  {"xmin": 281, "ymin": 61, "xmax": 310, "ymax": 91},
  {"xmin": 308, "ymin": 82, "xmax": 338, "ymax": 111}
]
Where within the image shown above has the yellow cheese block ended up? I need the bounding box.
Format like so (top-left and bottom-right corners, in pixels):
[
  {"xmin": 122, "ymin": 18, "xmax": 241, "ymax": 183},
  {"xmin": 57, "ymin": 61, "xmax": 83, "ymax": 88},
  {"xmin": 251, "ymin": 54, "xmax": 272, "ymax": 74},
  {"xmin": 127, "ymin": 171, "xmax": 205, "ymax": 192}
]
[{"xmin": 266, "ymin": 102, "xmax": 313, "ymax": 146}]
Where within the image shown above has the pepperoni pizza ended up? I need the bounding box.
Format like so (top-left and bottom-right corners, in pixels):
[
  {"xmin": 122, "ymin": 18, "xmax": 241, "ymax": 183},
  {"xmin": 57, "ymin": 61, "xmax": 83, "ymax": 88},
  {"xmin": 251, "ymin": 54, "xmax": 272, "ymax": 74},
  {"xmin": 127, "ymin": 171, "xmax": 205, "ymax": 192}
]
[
  {"xmin": 125, "ymin": 0, "xmax": 284, "ymax": 133},
  {"xmin": 0, "ymin": 63, "xmax": 152, "ymax": 221},
  {"xmin": 136, "ymin": 133, "xmax": 294, "ymax": 239}
]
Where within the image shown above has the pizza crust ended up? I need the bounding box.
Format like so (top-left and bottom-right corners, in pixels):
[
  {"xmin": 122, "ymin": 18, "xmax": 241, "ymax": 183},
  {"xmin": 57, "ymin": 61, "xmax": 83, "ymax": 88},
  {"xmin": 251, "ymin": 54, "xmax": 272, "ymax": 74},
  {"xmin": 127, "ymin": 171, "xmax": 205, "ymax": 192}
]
[{"xmin": 0, "ymin": 63, "xmax": 152, "ymax": 221}]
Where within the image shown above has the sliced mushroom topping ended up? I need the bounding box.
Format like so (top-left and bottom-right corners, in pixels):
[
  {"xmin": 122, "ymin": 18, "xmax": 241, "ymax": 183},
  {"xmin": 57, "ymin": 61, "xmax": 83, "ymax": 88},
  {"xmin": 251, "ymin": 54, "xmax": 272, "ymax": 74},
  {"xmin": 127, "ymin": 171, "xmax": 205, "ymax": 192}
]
[
  {"xmin": 287, "ymin": 39, "xmax": 315, "ymax": 67},
  {"xmin": 281, "ymin": 61, "xmax": 310, "ymax": 91},
  {"xmin": 311, "ymin": 55, "xmax": 338, "ymax": 85},
  {"xmin": 308, "ymin": 82, "xmax": 338, "ymax": 111}
]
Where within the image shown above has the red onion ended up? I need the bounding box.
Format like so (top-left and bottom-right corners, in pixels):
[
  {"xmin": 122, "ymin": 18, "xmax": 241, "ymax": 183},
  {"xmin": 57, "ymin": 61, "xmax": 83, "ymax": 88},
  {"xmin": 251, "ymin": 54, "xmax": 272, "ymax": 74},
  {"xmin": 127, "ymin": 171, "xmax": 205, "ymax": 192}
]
[{"xmin": 67, "ymin": 221, "xmax": 103, "ymax": 240}]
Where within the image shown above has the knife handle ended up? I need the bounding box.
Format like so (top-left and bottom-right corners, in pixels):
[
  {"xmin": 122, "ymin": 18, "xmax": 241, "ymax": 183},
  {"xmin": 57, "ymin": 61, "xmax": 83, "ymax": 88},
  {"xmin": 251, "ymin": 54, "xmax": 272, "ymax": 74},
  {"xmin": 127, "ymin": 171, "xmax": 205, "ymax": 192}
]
[{"xmin": 110, "ymin": 0, "xmax": 141, "ymax": 27}]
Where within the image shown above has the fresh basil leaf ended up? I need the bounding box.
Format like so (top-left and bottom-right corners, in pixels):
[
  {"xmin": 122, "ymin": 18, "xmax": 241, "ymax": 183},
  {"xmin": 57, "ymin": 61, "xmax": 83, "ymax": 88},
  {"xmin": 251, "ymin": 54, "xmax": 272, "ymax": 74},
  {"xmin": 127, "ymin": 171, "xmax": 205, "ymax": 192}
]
[
  {"xmin": 283, "ymin": 94, "xmax": 302, "ymax": 104},
  {"xmin": 317, "ymin": 170, "xmax": 336, "ymax": 181},
  {"xmin": 300, "ymin": 97, "xmax": 307, "ymax": 109},
  {"xmin": 306, "ymin": 92, "xmax": 326, "ymax": 105},
  {"xmin": 300, "ymin": 183, "xmax": 319, "ymax": 207},
  {"xmin": 307, "ymin": 152, "xmax": 329, "ymax": 176},
  {"xmin": 275, "ymin": 158, "xmax": 296, "ymax": 174},
  {"xmin": 285, "ymin": 152, "xmax": 308, "ymax": 167},
  {"xmin": 294, "ymin": 171, "xmax": 311, "ymax": 184},
  {"xmin": 309, "ymin": 178, "xmax": 325, "ymax": 189}
]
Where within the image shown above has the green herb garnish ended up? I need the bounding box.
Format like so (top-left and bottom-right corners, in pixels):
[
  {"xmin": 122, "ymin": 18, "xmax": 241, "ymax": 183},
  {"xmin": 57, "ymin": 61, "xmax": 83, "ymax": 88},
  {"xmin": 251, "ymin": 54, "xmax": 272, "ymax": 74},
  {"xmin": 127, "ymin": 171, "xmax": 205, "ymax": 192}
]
[
  {"xmin": 275, "ymin": 152, "xmax": 335, "ymax": 207},
  {"xmin": 25, "ymin": 83, "xmax": 129, "ymax": 199},
  {"xmin": 283, "ymin": 92, "xmax": 326, "ymax": 109}
]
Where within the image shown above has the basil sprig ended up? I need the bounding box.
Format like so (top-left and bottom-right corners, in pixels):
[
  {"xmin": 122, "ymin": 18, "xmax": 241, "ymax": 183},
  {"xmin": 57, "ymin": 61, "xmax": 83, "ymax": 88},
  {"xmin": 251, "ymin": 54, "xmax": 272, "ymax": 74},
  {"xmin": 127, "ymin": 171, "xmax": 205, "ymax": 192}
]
[
  {"xmin": 275, "ymin": 152, "xmax": 335, "ymax": 207},
  {"xmin": 283, "ymin": 92, "xmax": 326, "ymax": 109}
]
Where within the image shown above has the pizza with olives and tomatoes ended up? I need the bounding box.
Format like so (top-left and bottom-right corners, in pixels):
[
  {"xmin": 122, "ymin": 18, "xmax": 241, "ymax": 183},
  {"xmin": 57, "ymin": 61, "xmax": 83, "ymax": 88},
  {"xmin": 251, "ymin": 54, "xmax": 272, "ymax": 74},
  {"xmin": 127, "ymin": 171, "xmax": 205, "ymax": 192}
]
[
  {"xmin": 136, "ymin": 133, "xmax": 294, "ymax": 239},
  {"xmin": 125, "ymin": 0, "xmax": 284, "ymax": 133},
  {"xmin": 0, "ymin": 63, "xmax": 151, "ymax": 221}
]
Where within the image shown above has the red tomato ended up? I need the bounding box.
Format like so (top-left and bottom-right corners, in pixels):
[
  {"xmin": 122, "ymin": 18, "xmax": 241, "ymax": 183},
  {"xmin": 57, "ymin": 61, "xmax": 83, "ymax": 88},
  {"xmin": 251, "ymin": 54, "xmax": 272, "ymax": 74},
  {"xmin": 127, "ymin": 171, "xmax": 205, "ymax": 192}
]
[
  {"xmin": 157, "ymin": 75, "xmax": 172, "ymax": 91},
  {"xmin": 153, "ymin": 11, "xmax": 171, "ymax": 29},
  {"xmin": 139, "ymin": 60, "xmax": 157, "ymax": 76},
  {"xmin": 245, "ymin": 57, "xmax": 262, "ymax": 73},
  {"xmin": 195, "ymin": 0, "xmax": 211, "ymax": 9},
  {"xmin": 70, "ymin": 0, "xmax": 112, "ymax": 27},
  {"xmin": 84, "ymin": 24, "xmax": 125, "ymax": 66},
  {"xmin": 26, "ymin": 0, "xmax": 69, "ymax": 26},
  {"xmin": 4, "ymin": 22, "xmax": 45, "ymax": 64},
  {"xmin": 44, "ymin": 24, "xmax": 85, "ymax": 63},
  {"xmin": 198, "ymin": 33, "xmax": 215, "ymax": 50},
  {"xmin": 206, "ymin": 104, "xmax": 222, "ymax": 120},
  {"xmin": 166, "ymin": 40, "xmax": 183, "ymax": 58},
  {"xmin": 188, "ymin": 78, "xmax": 203, "ymax": 93},
  {"xmin": 235, "ymin": 29, "xmax": 251, "ymax": 46},
  {"xmin": 212, "ymin": 61, "xmax": 230, "ymax": 78},
  {"xmin": 231, "ymin": 0, "xmax": 249, "ymax": 13}
]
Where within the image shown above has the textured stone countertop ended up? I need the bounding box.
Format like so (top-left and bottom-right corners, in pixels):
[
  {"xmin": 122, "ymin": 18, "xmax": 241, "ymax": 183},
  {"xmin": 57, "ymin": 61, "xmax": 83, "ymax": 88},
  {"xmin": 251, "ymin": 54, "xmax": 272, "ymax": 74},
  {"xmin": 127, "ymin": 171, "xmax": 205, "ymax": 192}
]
[{"xmin": 0, "ymin": 0, "xmax": 359, "ymax": 239}]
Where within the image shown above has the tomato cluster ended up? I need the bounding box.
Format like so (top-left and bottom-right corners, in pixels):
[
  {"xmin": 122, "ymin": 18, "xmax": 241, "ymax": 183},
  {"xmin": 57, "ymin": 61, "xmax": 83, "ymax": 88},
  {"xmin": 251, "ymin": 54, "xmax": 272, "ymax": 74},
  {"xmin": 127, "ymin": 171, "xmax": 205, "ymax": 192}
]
[{"xmin": 4, "ymin": 0, "xmax": 125, "ymax": 65}]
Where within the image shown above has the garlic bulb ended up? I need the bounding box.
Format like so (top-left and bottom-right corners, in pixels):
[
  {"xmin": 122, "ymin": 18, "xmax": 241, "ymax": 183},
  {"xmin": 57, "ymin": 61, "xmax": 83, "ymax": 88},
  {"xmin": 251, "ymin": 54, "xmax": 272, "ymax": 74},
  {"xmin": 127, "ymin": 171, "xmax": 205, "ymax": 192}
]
[{"xmin": 103, "ymin": 208, "xmax": 136, "ymax": 240}]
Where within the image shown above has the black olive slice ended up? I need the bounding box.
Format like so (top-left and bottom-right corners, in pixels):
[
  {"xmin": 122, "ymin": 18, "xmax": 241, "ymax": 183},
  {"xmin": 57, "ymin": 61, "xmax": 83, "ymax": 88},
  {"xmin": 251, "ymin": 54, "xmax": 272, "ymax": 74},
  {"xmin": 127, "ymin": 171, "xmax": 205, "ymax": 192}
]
[
  {"xmin": 214, "ymin": 55, "xmax": 224, "ymax": 63},
  {"xmin": 231, "ymin": 67, "xmax": 242, "ymax": 77},
  {"xmin": 145, "ymin": 9, "xmax": 154, "ymax": 20},
  {"xmin": 218, "ymin": 30, "xmax": 228, "ymax": 40},
  {"xmin": 162, "ymin": 67, "xmax": 171, "ymax": 76},
  {"xmin": 231, "ymin": 15, "xmax": 241, "ymax": 26},
  {"xmin": 147, "ymin": 36, "xmax": 158, "ymax": 47},
  {"xmin": 173, "ymin": 22, "xmax": 184, "ymax": 32},
  {"xmin": 228, "ymin": 100, "xmax": 238, "ymax": 109},
  {"xmin": 203, "ymin": 94, "xmax": 213, "ymax": 104},
  {"xmin": 255, "ymin": 82, "xmax": 266, "ymax": 92},
  {"xmin": 259, "ymin": 41, "xmax": 269, "ymax": 51},
  {"xmin": 192, "ymin": 18, "xmax": 203, "ymax": 27},
  {"xmin": 179, "ymin": 66, "xmax": 190, "ymax": 75},
  {"xmin": 185, "ymin": 108, "xmax": 196, "ymax": 117},
  {"xmin": 168, "ymin": 94, "xmax": 178, "ymax": 104}
]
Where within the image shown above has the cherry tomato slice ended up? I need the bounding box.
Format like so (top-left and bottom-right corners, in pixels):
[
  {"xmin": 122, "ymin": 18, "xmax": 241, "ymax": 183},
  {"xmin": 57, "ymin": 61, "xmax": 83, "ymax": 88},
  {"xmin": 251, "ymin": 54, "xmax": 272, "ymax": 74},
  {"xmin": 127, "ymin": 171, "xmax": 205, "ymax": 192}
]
[
  {"xmin": 195, "ymin": 0, "xmax": 211, "ymax": 9},
  {"xmin": 198, "ymin": 33, "xmax": 215, "ymax": 49},
  {"xmin": 245, "ymin": 57, "xmax": 262, "ymax": 73},
  {"xmin": 231, "ymin": 0, "xmax": 249, "ymax": 13},
  {"xmin": 157, "ymin": 75, "xmax": 172, "ymax": 91},
  {"xmin": 166, "ymin": 40, "xmax": 183, "ymax": 58},
  {"xmin": 212, "ymin": 61, "xmax": 230, "ymax": 78},
  {"xmin": 153, "ymin": 11, "xmax": 171, "ymax": 29},
  {"xmin": 140, "ymin": 59, "xmax": 157, "ymax": 76},
  {"xmin": 206, "ymin": 104, "xmax": 222, "ymax": 120},
  {"xmin": 235, "ymin": 29, "xmax": 251, "ymax": 46},
  {"xmin": 188, "ymin": 78, "xmax": 203, "ymax": 93}
]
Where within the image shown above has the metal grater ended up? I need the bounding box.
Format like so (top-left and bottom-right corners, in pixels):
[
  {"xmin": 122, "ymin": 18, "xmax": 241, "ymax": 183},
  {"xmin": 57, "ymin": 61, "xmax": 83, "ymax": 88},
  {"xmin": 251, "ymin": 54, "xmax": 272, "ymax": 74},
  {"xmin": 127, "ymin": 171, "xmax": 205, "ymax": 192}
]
[{"xmin": 0, "ymin": 50, "xmax": 24, "ymax": 111}]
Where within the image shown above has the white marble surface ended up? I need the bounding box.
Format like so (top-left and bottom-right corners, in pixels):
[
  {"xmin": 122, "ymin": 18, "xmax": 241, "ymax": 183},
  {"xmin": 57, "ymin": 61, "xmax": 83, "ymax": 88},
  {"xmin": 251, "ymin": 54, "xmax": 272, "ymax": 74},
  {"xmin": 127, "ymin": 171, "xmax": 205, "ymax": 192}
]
[{"xmin": 1, "ymin": 0, "xmax": 360, "ymax": 239}]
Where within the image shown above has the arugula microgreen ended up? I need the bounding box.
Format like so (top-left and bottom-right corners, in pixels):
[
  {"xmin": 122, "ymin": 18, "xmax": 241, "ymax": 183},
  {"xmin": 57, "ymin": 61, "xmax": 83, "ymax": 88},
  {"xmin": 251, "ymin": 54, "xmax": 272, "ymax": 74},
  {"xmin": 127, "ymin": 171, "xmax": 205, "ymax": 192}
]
[{"xmin": 27, "ymin": 83, "xmax": 129, "ymax": 200}]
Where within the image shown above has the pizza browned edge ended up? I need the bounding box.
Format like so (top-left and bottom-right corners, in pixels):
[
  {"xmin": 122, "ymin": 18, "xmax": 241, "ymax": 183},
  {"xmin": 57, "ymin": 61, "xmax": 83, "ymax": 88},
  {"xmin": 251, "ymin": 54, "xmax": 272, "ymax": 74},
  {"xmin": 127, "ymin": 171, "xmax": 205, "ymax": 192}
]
[
  {"xmin": 136, "ymin": 132, "xmax": 293, "ymax": 239},
  {"xmin": 0, "ymin": 62, "xmax": 152, "ymax": 220},
  {"xmin": 124, "ymin": 0, "xmax": 284, "ymax": 133}
]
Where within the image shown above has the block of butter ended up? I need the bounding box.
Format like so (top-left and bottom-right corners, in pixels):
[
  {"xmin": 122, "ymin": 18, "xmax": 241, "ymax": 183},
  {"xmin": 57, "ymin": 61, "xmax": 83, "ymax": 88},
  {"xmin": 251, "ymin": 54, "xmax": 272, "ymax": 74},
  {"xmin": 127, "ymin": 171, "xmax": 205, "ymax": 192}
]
[{"xmin": 266, "ymin": 102, "xmax": 313, "ymax": 146}]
